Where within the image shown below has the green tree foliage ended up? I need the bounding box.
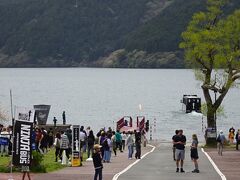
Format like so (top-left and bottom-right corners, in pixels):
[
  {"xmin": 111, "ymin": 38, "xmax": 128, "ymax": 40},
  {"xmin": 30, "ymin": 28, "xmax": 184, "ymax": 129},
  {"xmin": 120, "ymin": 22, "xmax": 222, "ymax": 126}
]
[{"xmin": 180, "ymin": 0, "xmax": 240, "ymax": 128}]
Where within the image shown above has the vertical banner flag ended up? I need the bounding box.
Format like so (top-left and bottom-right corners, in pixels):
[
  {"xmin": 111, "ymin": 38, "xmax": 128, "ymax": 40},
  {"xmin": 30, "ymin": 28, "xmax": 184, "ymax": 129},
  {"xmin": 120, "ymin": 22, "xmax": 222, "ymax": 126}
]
[
  {"xmin": 33, "ymin": 105, "xmax": 51, "ymax": 125},
  {"xmin": 72, "ymin": 125, "xmax": 80, "ymax": 167},
  {"xmin": 13, "ymin": 120, "xmax": 33, "ymax": 166}
]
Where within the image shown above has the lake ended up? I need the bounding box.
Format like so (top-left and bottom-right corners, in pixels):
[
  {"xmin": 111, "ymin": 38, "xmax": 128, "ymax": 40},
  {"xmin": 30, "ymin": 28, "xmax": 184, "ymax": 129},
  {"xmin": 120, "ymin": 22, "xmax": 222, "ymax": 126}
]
[{"xmin": 0, "ymin": 68, "xmax": 239, "ymax": 142}]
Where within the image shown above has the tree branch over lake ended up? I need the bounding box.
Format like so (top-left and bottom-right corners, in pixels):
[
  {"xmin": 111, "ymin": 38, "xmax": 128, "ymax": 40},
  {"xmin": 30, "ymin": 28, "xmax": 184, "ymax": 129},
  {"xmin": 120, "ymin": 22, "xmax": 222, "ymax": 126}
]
[{"xmin": 180, "ymin": 0, "xmax": 240, "ymax": 133}]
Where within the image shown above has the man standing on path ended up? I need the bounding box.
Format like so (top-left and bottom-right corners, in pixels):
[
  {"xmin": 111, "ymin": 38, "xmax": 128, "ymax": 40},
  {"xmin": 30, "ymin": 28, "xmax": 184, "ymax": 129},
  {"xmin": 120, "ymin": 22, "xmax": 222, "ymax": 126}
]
[
  {"xmin": 173, "ymin": 129, "xmax": 186, "ymax": 173},
  {"xmin": 172, "ymin": 130, "xmax": 179, "ymax": 161}
]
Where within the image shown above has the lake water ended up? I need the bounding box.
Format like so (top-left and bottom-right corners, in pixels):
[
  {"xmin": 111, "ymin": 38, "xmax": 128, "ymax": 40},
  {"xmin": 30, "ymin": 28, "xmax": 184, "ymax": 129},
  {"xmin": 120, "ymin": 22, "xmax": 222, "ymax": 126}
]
[{"xmin": 0, "ymin": 68, "xmax": 240, "ymax": 142}]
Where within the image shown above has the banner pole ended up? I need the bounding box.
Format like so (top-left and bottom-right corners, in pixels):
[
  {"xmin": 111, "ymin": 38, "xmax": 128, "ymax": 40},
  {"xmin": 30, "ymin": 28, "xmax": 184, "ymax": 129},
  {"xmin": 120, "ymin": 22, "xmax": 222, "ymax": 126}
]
[{"xmin": 9, "ymin": 89, "xmax": 14, "ymax": 180}]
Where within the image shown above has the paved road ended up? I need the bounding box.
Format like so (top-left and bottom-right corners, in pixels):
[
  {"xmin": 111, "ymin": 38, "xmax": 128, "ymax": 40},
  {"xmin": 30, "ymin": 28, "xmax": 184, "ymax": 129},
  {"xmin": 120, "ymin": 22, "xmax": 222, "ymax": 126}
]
[{"xmin": 118, "ymin": 143, "xmax": 221, "ymax": 180}]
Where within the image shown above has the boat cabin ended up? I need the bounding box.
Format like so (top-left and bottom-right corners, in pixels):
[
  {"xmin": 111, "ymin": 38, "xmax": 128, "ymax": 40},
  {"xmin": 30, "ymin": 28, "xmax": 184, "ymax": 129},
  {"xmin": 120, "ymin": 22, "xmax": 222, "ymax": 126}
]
[{"xmin": 181, "ymin": 95, "xmax": 201, "ymax": 113}]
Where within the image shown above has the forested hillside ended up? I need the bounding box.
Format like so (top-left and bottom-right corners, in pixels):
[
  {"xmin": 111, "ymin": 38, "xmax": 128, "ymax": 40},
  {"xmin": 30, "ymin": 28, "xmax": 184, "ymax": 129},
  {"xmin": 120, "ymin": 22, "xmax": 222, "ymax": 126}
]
[{"xmin": 0, "ymin": 0, "xmax": 239, "ymax": 67}]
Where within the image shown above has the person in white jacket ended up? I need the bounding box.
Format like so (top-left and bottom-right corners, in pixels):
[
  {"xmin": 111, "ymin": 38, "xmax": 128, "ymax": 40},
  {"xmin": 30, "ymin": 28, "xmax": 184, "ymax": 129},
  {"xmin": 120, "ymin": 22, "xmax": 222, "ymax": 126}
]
[{"xmin": 126, "ymin": 131, "xmax": 134, "ymax": 159}]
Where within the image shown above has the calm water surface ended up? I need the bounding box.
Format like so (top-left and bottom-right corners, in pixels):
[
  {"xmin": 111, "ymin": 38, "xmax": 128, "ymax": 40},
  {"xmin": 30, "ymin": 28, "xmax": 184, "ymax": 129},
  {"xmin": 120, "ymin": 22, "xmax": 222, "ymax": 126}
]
[{"xmin": 0, "ymin": 68, "xmax": 240, "ymax": 142}]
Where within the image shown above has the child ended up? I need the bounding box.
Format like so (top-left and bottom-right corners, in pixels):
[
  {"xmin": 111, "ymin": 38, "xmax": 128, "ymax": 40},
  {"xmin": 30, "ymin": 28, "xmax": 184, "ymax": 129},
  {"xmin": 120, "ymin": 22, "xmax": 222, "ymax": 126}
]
[
  {"xmin": 93, "ymin": 144, "xmax": 103, "ymax": 180},
  {"xmin": 191, "ymin": 134, "xmax": 199, "ymax": 173}
]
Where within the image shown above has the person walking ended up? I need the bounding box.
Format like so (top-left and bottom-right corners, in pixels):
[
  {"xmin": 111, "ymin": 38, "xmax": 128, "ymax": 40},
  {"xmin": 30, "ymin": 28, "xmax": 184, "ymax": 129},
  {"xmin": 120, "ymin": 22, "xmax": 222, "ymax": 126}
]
[
  {"xmin": 87, "ymin": 130, "xmax": 95, "ymax": 158},
  {"xmin": 172, "ymin": 130, "xmax": 179, "ymax": 161},
  {"xmin": 59, "ymin": 131, "xmax": 70, "ymax": 162},
  {"xmin": 115, "ymin": 130, "xmax": 123, "ymax": 152},
  {"xmin": 80, "ymin": 126, "xmax": 87, "ymax": 161},
  {"xmin": 103, "ymin": 133, "xmax": 112, "ymax": 163},
  {"xmin": 47, "ymin": 128, "xmax": 54, "ymax": 148},
  {"xmin": 173, "ymin": 129, "xmax": 186, "ymax": 173},
  {"xmin": 126, "ymin": 131, "xmax": 134, "ymax": 159},
  {"xmin": 235, "ymin": 129, "xmax": 240, "ymax": 150},
  {"xmin": 121, "ymin": 131, "xmax": 127, "ymax": 151},
  {"xmin": 54, "ymin": 132, "xmax": 61, "ymax": 162},
  {"xmin": 92, "ymin": 144, "xmax": 103, "ymax": 180},
  {"xmin": 111, "ymin": 131, "xmax": 117, "ymax": 156},
  {"xmin": 191, "ymin": 134, "xmax": 199, "ymax": 173},
  {"xmin": 216, "ymin": 130, "xmax": 226, "ymax": 156},
  {"xmin": 135, "ymin": 132, "xmax": 141, "ymax": 159}
]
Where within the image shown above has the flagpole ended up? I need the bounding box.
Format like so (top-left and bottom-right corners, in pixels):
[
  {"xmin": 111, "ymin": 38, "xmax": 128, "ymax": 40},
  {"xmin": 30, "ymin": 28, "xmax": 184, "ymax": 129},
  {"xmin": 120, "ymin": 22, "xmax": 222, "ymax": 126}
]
[{"xmin": 9, "ymin": 90, "xmax": 14, "ymax": 180}]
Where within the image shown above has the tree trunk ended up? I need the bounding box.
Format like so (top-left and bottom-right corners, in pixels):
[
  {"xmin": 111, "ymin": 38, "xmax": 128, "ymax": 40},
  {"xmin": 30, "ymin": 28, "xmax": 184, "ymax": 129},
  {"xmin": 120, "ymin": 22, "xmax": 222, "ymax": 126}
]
[{"xmin": 207, "ymin": 110, "xmax": 215, "ymax": 128}]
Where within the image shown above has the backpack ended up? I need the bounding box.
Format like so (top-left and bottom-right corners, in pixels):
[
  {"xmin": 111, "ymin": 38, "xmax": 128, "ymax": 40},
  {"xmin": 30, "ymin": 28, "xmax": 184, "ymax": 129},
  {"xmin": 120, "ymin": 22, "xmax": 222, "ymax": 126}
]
[
  {"xmin": 238, "ymin": 134, "xmax": 240, "ymax": 141},
  {"xmin": 217, "ymin": 135, "xmax": 221, "ymax": 143},
  {"xmin": 103, "ymin": 139, "xmax": 109, "ymax": 149}
]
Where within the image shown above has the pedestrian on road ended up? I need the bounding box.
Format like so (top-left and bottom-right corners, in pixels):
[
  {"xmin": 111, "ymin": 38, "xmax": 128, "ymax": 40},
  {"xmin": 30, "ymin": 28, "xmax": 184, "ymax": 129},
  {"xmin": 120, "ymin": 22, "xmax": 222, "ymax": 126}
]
[
  {"xmin": 172, "ymin": 130, "xmax": 179, "ymax": 161},
  {"xmin": 115, "ymin": 130, "xmax": 123, "ymax": 152},
  {"xmin": 173, "ymin": 129, "xmax": 186, "ymax": 173},
  {"xmin": 87, "ymin": 130, "xmax": 95, "ymax": 158},
  {"xmin": 121, "ymin": 131, "xmax": 127, "ymax": 151},
  {"xmin": 103, "ymin": 133, "xmax": 112, "ymax": 163},
  {"xmin": 135, "ymin": 131, "xmax": 141, "ymax": 159},
  {"xmin": 191, "ymin": 134, "xmax": 200, "ymax": 173},
  {"xmin": 93, "ymin": 144, "xmax": 103, "ymax": 180},
  {"xmin": 126, "ymin": 131, "xmax": 134, "ymax": 159},
  {"xmin": 111, "ymin": 131, "xmax": 117, "ymax": 156},
  {"xmin": 235, "ymin": 129, "xmax": 240, "ymax": 150},
  {"xmin": 216, "ymin": 130, "xmax": 226, "ymax": 156}
]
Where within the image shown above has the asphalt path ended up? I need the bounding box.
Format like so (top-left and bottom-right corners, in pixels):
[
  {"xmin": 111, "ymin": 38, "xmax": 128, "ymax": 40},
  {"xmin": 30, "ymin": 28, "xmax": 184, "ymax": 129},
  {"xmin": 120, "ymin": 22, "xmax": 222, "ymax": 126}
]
[{"xmin": 118, "ymin": 143, "xmax": 221, "ymax": 180}]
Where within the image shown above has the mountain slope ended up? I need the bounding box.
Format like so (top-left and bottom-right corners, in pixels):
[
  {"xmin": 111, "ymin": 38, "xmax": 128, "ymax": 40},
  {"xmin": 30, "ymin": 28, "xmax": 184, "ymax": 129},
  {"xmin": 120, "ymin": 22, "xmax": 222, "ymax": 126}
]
[{"xmin": 0, "ymin": 0, "xmax": 240, "ymax": 67}]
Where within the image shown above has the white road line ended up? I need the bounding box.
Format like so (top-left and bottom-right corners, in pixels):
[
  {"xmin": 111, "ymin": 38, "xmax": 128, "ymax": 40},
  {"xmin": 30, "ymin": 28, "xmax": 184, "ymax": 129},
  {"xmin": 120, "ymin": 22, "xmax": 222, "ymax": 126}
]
[
  {"xmin": 201, "ymin": 148, "xmax": 227, "ymax": 180},
  {"xmin": 112, "ymin": 144, "xmax": 156, "ymax": 180}
]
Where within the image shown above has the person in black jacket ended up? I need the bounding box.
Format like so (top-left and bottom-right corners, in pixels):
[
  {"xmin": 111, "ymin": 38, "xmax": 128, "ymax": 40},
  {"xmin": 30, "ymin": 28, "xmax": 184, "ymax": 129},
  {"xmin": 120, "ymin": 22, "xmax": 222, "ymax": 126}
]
[
  {"xmin": 172, "ymin": 130, "xmax": 179, "ymax": 161},
  {"xmin": 93, "ymin": 144, "xmax": 103, "ymax": 180},
  {"xmin": 173, "ymin": 129, "xmax": 186, "ymax": 173}
]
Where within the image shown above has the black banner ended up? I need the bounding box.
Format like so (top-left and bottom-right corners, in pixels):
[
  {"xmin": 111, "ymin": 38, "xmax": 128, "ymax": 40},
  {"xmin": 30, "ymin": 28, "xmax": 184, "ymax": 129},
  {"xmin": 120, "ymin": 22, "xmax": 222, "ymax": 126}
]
[
  {"xmin": 13, "ymin": 120, "xmax": 33, "ymax": 166},
  {"xmin": 72, "ymin": 125, "xmax": 80, "ymax": 151},
  {"xmin": 34, "ymin": 105, "xmax": 51, "ymax": 125},
  {"xmin": 72, "ymin": 125, "xmax": 80, "ymax": 166}
]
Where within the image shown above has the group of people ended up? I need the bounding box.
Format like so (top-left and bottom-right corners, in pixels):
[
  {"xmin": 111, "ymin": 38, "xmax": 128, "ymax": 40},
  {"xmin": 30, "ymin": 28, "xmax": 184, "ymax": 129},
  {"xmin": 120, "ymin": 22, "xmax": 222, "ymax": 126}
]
[
  {"xmin": 227, "ymin": 127, "xmax": 240, "ymax": 150},
  {"xmin": 171, "ymin": 127, "xmax": 240, "ymax": 175},
  {"xmin": 90, "ymin": 127, "xmax": 144, "ymax": 180},
  {"xmin": 42, "ymin": 125, "xmax": 144, "ymax": 180},
  {"xmin": 216, "ymin": 127, "xmax": 240, "ymax": 156},
  {"xmin": 172, "ymin": 129, "xmax": 199, "ymax": 173}
]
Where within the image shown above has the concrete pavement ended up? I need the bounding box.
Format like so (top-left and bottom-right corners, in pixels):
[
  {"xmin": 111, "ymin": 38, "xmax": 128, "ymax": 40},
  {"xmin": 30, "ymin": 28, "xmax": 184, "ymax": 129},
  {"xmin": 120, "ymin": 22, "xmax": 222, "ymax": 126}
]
[
  {"xmin": 118, "ymin": 143, "xmax": 221, "ymax": 180},
  {"xmin": 205, "ymin": 148, "xmax": 240, "ymax": 180},
  {"xmin": 0, "ymin": 145, "xmax": 153, "ymax": 180}
]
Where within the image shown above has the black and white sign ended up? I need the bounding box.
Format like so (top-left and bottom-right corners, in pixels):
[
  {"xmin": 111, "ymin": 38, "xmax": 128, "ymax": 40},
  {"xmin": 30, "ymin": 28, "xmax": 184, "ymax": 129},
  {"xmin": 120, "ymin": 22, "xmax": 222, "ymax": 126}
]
[
  {"xmin": 72, "ymin": 125, "xmax": 80, "ymax": 166},
  {"xmin": 13, "ymin": 120, "xmax": 33, "ymax": 166},
  {"xmin": 72, "ymin": 125, "xmax": 80, "ymax": 151},
  {"xmin": 34, "ymin": 105, "xmax": 51, "ymax": 125}
]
